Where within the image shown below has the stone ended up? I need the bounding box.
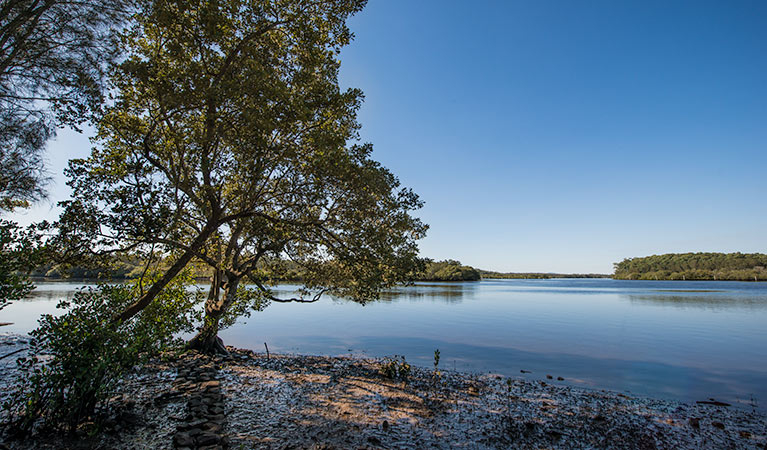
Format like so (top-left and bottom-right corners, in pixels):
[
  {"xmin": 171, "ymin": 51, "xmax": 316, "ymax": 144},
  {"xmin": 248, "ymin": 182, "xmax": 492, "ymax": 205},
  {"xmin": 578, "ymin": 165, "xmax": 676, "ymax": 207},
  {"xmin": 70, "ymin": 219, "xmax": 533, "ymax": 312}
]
[
  {"xmin": 202, "ymin": 422, "xmax": 223, "ymax": 434},
  {"xmin": 197, "ymin": 432, "xmax": 221, "ymax": 446},
  {"xmin": 174, "ymin": 432, "xmax": 194, "ymax": 447},
  {"xmin": 201, "ymin": 380, "xmax": 221, "ymax": 389}
]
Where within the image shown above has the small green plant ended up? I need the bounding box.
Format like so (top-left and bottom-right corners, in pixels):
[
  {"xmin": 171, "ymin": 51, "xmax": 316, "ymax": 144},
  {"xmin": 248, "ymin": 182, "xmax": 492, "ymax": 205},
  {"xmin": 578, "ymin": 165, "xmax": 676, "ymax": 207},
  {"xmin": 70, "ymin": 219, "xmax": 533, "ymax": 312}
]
[
  {"xmin": 433, "ymin": 349, "xmax": 441, "ymax": 378},
  {"xmin": 379, "ymin": 355, "xmax": 411, "ymax": 381},
  {"xmin": 4, "ymin": 274, "xmax": 198, "ymax": 435}
]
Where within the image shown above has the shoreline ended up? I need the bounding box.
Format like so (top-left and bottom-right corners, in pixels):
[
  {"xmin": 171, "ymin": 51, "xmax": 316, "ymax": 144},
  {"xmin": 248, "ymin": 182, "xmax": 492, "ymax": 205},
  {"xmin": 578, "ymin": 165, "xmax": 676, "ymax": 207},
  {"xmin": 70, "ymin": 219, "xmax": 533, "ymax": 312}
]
[{"xmin": 1, "ymin": 336, "xmax": 765, "ymax": 449}]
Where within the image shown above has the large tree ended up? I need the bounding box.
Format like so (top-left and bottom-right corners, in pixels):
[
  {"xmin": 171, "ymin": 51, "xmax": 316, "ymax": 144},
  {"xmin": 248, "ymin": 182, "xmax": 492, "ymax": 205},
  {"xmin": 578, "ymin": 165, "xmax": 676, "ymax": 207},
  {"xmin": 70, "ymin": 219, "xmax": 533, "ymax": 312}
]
[{"xmin": 59, "ymin": 0, "xmax": 426, "ymax": 351}]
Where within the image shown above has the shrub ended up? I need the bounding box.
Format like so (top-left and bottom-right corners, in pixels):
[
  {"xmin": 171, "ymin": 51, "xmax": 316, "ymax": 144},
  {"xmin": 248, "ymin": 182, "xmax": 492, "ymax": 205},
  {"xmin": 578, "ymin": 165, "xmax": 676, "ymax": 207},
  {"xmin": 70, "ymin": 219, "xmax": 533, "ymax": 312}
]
[
  {"xmin": 4, "ymin": 275, "xmax": 199, "ymax": 434},
  {"xmin": 379, "ymin": 355, "xmax": 411, "ymax": 381}
]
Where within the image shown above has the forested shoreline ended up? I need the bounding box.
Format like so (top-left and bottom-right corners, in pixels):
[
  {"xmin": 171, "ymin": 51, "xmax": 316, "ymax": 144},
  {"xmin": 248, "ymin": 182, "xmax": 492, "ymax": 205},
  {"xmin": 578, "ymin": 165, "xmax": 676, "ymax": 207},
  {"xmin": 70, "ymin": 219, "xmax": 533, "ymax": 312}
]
[
  {"xmin": 613, "ymin": 252, "xmax": 767, "ymax": 281},
  {"xmin": 479, "ymin": 271, "xmax": 610, "ymax": 279},
  {"xmin": 28, "ymin": 258, "xmax": 484, "ymax": 282}
]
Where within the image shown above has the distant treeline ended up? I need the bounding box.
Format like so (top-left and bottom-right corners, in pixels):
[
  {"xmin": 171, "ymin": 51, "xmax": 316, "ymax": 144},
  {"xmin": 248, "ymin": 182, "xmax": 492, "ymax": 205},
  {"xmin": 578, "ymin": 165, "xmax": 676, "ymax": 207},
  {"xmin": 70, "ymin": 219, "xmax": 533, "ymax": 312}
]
[
  {"xmin": 613, "ymin": 252, "xmax": 767, "ymax": 281},
  {"xmin": 480, "ymin": 271, "xmax": 610, "ymax": 279},
  {"xmin": 31, "ymin": 257, "xmax": 618, "ymax": 283},
  {"xmin": 31, "ymin": 258, "xmax": 150, "ymax": 280},
  {"xmin": 417, "ymin": 260, "xmax": 481, "ymax": 281},
  {"xmin": 31, "ymin": 257, "xmax": 484, "ymax": 282}
]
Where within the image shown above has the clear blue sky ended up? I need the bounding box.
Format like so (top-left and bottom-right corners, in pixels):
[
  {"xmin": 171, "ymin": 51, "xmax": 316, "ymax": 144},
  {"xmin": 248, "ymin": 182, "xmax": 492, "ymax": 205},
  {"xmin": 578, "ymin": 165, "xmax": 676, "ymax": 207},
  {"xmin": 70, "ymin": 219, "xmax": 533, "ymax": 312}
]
[{"xmin": 15, "ymin": 0, "xmax": 767, "ymax": 273}]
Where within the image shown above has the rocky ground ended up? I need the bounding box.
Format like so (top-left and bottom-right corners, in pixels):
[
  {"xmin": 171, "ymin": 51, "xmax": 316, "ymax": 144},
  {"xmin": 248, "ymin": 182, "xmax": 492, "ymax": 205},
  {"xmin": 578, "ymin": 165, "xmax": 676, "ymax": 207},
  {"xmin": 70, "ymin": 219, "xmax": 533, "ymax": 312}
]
[{"xmin": 0, "ymin": 333, "xmax": 765, "ymax": 449}]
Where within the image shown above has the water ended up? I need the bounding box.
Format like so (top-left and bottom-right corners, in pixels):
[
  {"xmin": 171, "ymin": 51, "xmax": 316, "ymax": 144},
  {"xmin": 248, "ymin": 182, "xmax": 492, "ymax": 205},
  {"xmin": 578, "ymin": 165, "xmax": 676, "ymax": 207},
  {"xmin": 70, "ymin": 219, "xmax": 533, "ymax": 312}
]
[{"xmin": 3, "ymin": 278, "xmax": 767, "ymax": 409}]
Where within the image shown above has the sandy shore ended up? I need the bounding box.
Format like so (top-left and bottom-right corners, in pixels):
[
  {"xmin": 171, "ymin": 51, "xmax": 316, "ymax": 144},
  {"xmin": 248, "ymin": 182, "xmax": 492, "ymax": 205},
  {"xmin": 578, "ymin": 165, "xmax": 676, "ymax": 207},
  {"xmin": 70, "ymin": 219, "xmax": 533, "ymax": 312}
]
[{"xmin": 1, "ymin": 335, "xmax": 765, "ymax": 449}]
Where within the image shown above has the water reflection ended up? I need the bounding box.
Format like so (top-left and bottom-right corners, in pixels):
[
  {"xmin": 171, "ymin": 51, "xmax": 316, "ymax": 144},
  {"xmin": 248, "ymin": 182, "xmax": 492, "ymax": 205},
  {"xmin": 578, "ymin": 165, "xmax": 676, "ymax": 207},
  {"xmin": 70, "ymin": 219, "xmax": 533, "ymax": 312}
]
[
  {"xmin": 375, "ymin": 282, "xmax": 477, "ymax": 303},
  {"xmin": 266, "ymin": 281, "xmax": 477, "ymax": 305},
  {"xmin": 624, "ymin": 294, "xmax": 767, "ymax": 311}
]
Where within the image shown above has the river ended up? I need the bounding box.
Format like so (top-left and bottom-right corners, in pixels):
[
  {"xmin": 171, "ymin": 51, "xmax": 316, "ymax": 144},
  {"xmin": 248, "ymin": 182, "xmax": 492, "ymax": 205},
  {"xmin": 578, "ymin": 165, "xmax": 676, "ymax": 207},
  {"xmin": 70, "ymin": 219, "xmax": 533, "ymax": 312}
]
[{"xmin": 2, "ymin": 278, "xmax": 766, "ymax": 409}]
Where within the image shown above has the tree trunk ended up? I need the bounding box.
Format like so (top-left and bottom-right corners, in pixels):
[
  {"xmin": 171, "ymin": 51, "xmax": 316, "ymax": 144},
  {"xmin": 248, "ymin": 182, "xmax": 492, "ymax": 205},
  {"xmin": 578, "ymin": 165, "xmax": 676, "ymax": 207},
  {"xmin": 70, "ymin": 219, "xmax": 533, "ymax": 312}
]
[
  {"xmin": 188, "ymin": 271, "xmax": 240, "ymax": 354},
  {"xmin": 115, "ymin": 220, "xmax": 218, "ymax": 324}
]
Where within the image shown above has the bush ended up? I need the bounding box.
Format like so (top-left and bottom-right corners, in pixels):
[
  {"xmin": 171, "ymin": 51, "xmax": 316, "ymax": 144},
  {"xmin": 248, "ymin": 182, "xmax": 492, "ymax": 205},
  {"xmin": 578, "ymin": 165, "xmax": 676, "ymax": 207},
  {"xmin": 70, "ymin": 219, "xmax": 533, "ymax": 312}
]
[
  {"xmin": 4, "ymin": 275, "xmax": 199, "ymax": 434},
  {"xmin": 379, "ymin": 355, "xmax": 411, "ymax": 381}
]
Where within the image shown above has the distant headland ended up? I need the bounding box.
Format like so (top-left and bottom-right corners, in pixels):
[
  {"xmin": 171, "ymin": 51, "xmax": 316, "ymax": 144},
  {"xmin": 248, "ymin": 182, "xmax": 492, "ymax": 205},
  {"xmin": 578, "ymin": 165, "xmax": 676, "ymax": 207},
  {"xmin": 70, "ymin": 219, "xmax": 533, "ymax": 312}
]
[{"xmin": 613, "ymin": 252, "xmax": 767, "ymax": 281}]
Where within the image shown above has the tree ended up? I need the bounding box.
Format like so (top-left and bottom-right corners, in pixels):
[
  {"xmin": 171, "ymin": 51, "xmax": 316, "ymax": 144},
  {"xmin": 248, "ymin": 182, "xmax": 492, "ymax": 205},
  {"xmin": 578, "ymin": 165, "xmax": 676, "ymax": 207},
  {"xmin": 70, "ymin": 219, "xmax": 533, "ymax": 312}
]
[
  {"xmin": 59, "ymin": 0, "xmax": 427, "ymax": 352},
  {"xmin": 0, "ymin": 0, "xmax": 130, "ymax": 210}
]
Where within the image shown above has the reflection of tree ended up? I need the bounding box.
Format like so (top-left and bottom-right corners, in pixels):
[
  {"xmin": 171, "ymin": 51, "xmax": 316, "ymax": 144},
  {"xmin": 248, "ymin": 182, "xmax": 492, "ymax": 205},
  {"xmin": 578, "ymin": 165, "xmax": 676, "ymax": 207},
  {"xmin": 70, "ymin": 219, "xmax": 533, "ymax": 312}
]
[
  {"xmin": 624, "ymin": 294, "xmax": 767, "ymax": 311},
  {"xmin": 374, "ymin": 282, "xmax": 479, "ymax": 304},
  {"xmin": 264, "ymin": 282, "xmax": 477, "ymax": 305}
]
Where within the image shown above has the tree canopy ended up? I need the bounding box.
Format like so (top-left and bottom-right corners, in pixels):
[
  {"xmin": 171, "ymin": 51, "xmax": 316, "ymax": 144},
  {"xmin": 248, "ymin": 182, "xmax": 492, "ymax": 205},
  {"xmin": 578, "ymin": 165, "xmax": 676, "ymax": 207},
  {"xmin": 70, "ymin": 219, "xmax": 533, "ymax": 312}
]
[
  {"xmin": 58, "ymin": 0, "xmax": 426, "ymax": 352},
  {"xmin": 0, "ymin": 0, "xmax": 130, "ymax": 210}
]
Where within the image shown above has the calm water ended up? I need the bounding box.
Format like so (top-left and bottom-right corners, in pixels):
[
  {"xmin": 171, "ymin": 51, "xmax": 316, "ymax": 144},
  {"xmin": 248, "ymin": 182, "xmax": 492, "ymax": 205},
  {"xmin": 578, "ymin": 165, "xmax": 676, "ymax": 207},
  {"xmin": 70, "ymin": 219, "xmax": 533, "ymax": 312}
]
[{"xmin": 3, "ymin": 278, "xmax": 767, "ymax": 409}]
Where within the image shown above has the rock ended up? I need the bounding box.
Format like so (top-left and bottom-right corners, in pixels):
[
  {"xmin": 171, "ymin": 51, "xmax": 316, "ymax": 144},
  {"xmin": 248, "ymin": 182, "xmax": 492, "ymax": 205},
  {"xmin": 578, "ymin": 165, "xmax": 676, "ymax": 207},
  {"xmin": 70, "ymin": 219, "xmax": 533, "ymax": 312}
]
[
  {"xmin": 382, "ymin": 420, "xmax": 389, "ymax": 431},
  {"xmin": 208, "ymin": 414, "xmax": 226, "ymax": 423},
  {"xmin": 696, "ymin": 400, "xmax": 731, "ymax": 407},
  {"xmin": 711, "ymin": 421, "xmax": 725, "ymax": 430},
  {"xmin": 202, "ymin": 422, "xmax": 223, "ymax": 434},
  {"xmin": 557, "ymin": 377, "xmax": 565, "ymax": 381},
  {"xmin": 546, "ymin": 375, "xmax": 553, "ymax": 380},
  {"xmin": 196, "ymin": 432, "xmax": 221, "ymax": 446},
  {"xmin": 174, "ymin": 432, "xmax": 194, "ymax": 447},
  {"xmin": 689, "ymin": 417, "xmax": 700, "ymax": 429}
]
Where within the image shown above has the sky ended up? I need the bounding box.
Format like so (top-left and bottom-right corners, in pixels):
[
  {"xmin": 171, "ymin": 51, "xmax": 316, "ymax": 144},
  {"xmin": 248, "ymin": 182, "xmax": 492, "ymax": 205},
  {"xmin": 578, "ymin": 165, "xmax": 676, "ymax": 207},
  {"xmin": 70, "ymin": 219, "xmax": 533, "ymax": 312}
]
[{"xmin": 12, "ymin": 0, "xmax": 767, "ymax": 274}]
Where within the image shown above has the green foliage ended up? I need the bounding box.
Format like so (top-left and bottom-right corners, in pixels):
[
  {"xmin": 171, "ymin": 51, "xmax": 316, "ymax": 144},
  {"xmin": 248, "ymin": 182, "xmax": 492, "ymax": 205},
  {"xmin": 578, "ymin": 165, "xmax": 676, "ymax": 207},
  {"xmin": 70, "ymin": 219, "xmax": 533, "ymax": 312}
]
[
  {"xmin": 417, "ymin": 260, "xmax": 481, "ymax": 281},
  {"xmin": 379, "ymin": 355, "xmax": 411, "ymax": 382},
  {"xmin": 4, "ymin": 276, "xmax": 198, "ymax": 434},
  {"xmin": 613, "ymin": 253, "xmax": 767, "ymax": 281},
  {"xmin": 433, "ymin": 349, "xmax": 441, "ymax": 379},
  {"xmin": 0, "ymin": 220, "xmax": 47, "ymax": 310},
  {"xmin": 58, "ymin": 0, "xmax": 427, "ymax": 336},
  {"xmin": 0, "ymin": 1, "xmax": 129, "ymax": 211}
]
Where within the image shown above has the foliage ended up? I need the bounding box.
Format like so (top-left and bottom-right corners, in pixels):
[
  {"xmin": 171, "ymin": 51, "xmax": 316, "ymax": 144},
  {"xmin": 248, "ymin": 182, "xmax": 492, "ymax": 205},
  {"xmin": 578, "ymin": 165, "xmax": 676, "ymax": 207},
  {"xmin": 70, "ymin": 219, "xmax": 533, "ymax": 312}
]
[
  {"xmin": 0, "ymin": 220, "xmax": 47, "ymax": 310},
  {"xmin": 613, "ymin": 252, "xmax": 767, "ymax": 281},
  {"xmin": 4, "ymin": 276, "xmax": 198, "ymax": 434},
  {"xmin": 58, "ymin": 0, "xmax": 427, "ymax": 349},
  {"xmin": 379, "ymin": 355, "xmax": 411, "ymax": 382},
  {"xmin": 417, "ymin": 260, "xmax": 481, "ymax": 281},
  {"xmin": 0, "ymin": 0, "xmax": 130, "ymax": 210},
  {"xmin": 433, "ymin": 348, "xmax": 441, "ymax": 379}
]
